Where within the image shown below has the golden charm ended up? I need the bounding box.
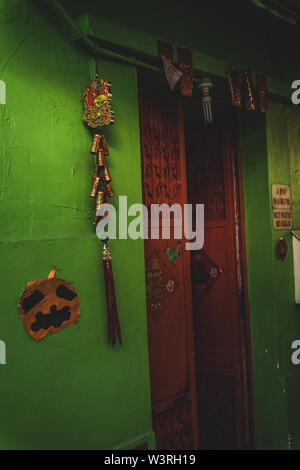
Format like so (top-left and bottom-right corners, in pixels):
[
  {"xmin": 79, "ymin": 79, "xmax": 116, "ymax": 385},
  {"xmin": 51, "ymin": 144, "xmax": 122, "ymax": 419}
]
[{"xmin": 82, "ymin": 78, "xmax": 114, "ymax": 128}]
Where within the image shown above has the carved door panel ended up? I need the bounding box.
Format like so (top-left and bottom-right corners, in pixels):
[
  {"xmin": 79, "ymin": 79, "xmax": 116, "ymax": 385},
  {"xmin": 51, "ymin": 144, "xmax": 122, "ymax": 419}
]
[
  {"xmin": 185, "ymin": 110, "xmax": 252, "ymax": 449},
  {"xmin": 139, "ymin": 86, "xmax": 198, "ymax": 450}
]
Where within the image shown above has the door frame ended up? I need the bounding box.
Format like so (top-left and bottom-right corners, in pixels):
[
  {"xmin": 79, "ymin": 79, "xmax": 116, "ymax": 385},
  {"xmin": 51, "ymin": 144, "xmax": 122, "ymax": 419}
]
[
  {"xmin": 179, "ymin": 98, "xmax": 255, "ymax": 449},
  {"xmin": 232, "ymin": 110, "xmax": 255, "ymax": 449},
  {"xmin": 178, "ymin": 97, "xmax": 199, "ymax": 449},
  {"xmin": 138, "ymin": 82, "xmax": 199, "ymax": 449},
  {"xmin": 183, "ymin": 98, "xmax": 254, "ymax": 449},
  {"xmin": 138, "ymin": 76, "xmax": 254, "ymax": 449}
]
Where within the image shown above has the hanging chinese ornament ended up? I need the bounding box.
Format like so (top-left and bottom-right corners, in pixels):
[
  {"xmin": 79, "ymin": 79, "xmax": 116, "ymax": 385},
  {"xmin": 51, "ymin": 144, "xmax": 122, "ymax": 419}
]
[
  {"xmin": 228, "ymin": 66, "xmax": 268, "ymax": 112},
  {"xmin": 82, "ymin": 70, "xmax": 122, "ymax": 346},
  {"xmin": 178, "ymin": 47, "xmax": 193, "ymax": 97},
  {"xmin": 242, "ymin": 69, "xmax": 258, "ymax": 111},
  {"xmin": 198, "ymin": 78, "xmax": 213, "ymax": 124},
  {"xmin": 161, "ymin": 54, "xmax": 183, "ymax": 91},
  {"xmin": 228, "ymin": 66, "xmax": 242, "ymax": 107},
  {"xmin": 256, "ymin": 72, "xmax": 269, "ymax": 113},
  {"xmin": 158, "ymin": 40, "xmax": 183, "ymax": 92}
]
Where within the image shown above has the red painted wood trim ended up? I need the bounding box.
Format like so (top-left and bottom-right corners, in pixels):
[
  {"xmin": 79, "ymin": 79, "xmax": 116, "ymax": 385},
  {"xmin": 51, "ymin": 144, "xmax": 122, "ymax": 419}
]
[
  {"xmin": 232, "ymin": 109, "xmax": 255, "ymax": 449},
  {"xmin": 178, "ymin": 96, "xmax": 199, "ymax": 450},
  {"xmin": 157, "ymin": 40, "xmax": 173, "ymax": 61}
]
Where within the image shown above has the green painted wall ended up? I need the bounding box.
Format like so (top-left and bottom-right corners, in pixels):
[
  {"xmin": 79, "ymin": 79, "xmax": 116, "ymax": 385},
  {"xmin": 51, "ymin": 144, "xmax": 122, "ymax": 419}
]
[
  {"xmin": 239, "ymin": 109, "xmax": 290, "ymax": 449},
  {"xmin": 239, "ymin": 101, "xmax": 300, "ymax": 449},
  {"xmin": 0, "ymin": 0, "xmax": 154, "ymax": 450},
  {"xmin": 266, "ymin": 103, "xmax": 300, "ymax": 450},
  {"xmin": 1, "ymin": 0, "xmax": 300, "ymax": 450}
]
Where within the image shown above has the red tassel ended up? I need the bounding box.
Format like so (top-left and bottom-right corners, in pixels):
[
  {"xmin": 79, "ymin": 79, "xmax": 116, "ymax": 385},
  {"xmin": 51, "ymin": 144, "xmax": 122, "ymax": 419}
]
[{"xmin": 102, "ymin": 243, "xmax": 122, "ymax": 346}]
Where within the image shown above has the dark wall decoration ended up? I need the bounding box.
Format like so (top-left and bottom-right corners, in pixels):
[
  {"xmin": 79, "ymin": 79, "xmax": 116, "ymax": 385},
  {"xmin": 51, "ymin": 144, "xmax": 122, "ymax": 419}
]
[
  {"xmin": 19, "ymin": 269, "xmax": 79, "ymax": 341},
  {"xmin": 228, "ymin": 67, "xmax": 268, "ymax": 112},
  {"xmin": 146, "ymin": 253, "xmax": 178, "ymax": 323},
  {"xmin": 276, "ymin": 238, "xmax": 288, "ymax": 261},
  {"xmin": 190, "ymin": 251, "xmax": 222, "ymax": 298}
]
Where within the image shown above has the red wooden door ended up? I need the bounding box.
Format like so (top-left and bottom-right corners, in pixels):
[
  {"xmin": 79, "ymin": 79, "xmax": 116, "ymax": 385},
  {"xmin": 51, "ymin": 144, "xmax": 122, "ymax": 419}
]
[
  {"xmin": 139, "ymin": 86, "xmax": 198, "ymax": 450},
  {"xmin": 185, "ymin": 107, "xmax": 252, "ymax": 449}
]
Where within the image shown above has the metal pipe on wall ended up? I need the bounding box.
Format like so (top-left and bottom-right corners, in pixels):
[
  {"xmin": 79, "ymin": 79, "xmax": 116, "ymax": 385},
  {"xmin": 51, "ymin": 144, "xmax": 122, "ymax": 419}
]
[
  {"xmin": 50, "ymin": 0, "xmax": 164, "ymax": 73},
  {"xmin": 49, "ymin": 0, "xmax": 207, "ymax": 86}
]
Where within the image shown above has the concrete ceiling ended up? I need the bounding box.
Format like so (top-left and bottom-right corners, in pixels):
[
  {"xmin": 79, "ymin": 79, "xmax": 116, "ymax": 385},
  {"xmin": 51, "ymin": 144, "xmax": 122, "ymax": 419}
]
[
  {"xmin": 54, "ymin": 0, "xmax": 300, "ymax": 83},
  {"xmin": 258, "ymin": 0, "xmax": 300, "ymax": 22}
]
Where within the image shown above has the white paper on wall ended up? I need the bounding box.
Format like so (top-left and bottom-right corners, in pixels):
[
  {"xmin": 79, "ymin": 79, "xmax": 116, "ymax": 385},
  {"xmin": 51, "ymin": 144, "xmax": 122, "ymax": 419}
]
[{"xmin": 161, "ymin": 55, "xmax": 183, "ymax": 91}]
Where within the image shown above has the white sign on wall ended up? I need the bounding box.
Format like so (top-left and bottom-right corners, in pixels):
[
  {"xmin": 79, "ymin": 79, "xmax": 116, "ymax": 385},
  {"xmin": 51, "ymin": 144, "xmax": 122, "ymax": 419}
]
[{"xmin": 272, "ymin": 184, "xmax": 292, "ymax": 230}]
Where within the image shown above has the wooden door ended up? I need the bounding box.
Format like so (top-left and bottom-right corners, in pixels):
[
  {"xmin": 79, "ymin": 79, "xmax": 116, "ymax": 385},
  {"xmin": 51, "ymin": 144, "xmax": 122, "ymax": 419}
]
[
  {"xmin": 185, "ymin": 107, "xmax": 252, "ymax": 449},
  {"xmin": 139, "ymin": 86, "xmax": 198, "ymax": 450}
]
